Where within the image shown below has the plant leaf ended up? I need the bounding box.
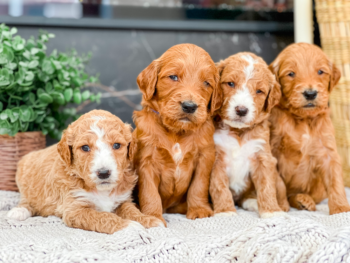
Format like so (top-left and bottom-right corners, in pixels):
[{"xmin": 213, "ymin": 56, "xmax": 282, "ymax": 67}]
[
  {"xmin": 28, "ymin": 60, "xmax": 39, "ymax": 69},
  {"xmin": 45, "ymin": 82, "xmax": 53, "ymax": 93},
  {"xmin": 9, "ymin": 108, "xmax": 20, "ymax": 123},
  {"xmin": 0, "ymin": 109, "xmax": 10, "ymax": 120},
  {"xmin": 81, "ymin": 90, "xmax": 90, "ymax": 101},
  {"xmin": 64, "ymin": 88, "xmax": 73, "ymax": 102},
  {"xmin": 42, "ymin": 59, "xmax": 55, "ymax": 75},
  {"xmin": 29, "ymin": 93, "xmax": 35, "ymax": 104},
  {"xmin": 39, "ymin": 93, "xmax": 53, "ymax": 104},
  {"xmin": 73, "ymin": 92, "xmax": 82, "ymax": 104},
  {"xmin": 51, "ymin": 92, "xmax": 65, "ymax": 105},
  {"xmin": 19, "ymin": 106, "xmax": 31, "ymax": 122}
]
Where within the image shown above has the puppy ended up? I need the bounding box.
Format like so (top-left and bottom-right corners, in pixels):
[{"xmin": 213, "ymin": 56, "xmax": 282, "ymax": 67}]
[
  {"xmin": 269, "ymin": 43, "xmax": 350, "ymax": 215},
  {"xmin": 132, "ymin": 44, "xmax": 222, "ymax": 225},
  {"xmin": 210, "ymin": 52, "xmax": 289, "ymax": 218},
  {"xmin": 7, "ymin": 110, "xmax": 163, "ymax": 234}
]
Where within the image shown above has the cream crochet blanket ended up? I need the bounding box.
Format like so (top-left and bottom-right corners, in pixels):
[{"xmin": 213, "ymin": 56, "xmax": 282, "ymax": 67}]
[{"xmin": 1, "ymin": 190, "xmax": 350, "ymax": 263}]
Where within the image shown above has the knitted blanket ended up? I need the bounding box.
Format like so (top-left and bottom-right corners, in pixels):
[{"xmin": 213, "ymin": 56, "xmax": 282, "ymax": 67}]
[{"xmin": 1, "ymin": 190, "xmax": 350, "ymax": 263}]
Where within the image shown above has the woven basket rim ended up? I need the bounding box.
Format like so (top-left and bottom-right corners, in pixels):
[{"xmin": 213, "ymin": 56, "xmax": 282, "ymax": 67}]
[
  {"xmin": 0, "ymin": 131, "xmax": 45, "ymax": 139},
  {"xmin": 0, "ymin": 131, "xmax": 46, "ymax": 191}
]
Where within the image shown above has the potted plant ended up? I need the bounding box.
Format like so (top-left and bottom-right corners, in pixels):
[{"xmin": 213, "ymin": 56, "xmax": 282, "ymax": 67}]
[{"xmin": 0, "ymin": 24, "xmax": 101, "ymax": 191}]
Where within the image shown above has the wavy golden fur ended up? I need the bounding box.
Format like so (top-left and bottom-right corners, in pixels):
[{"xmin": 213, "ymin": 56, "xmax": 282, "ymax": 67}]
[
  {"xmin": 210, "ymin": 52, "xmax": 289, "ymax": 218},
  {"xmin": 132, "ymin": 43, "xmax": 222, "ymax": 225},
  {"xmin": 7, "ymin": 110, "xmax": 163, "ymax": 234},
  {"xmin": 269, "ymin": 43, "xmax": 350, "ymax": 214}
]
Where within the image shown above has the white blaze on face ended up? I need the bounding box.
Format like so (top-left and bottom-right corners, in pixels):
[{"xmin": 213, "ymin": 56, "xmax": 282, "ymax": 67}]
[
  {"xmin": 89, "ymin": 118, "xmax": 118, "ymax": 190},
  {"xmin": 225, "ymin": 55, "xmax": 256, "ymax": 129}
]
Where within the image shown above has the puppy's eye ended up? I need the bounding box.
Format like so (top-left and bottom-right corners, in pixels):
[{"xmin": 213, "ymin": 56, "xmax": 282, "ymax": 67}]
[
  {"xmin": 204, "ymin": 81, "xmax": 210, "ymax": 87},
  {"xmin": 81, "ymin": 145, "xmax": 90, "ymax": 152},
  {"xmin": 169, "ymin": 75, "xmax": 178, "ymax": 81},
  {"xmin": 227, "ymin": 82, "xmax": 235, "ymax": 88},
  {"xmin": 288, "ymin": 72, "xmax": 295, "ymax": 77},
  {"xmin": 113, "ymin": 143, "xmax": 121, "ymax": 150},
  {"xmin": 318, "ymin": 70, "xmax": 324, "ymax": 75},
  {"xmin": 256, "ymin": 89, "xmax": 263, "ymax": 94}
]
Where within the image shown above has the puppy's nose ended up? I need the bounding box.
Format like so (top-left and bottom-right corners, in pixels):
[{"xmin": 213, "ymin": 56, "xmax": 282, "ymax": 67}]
[
  {"xmin": 181, "ymin": 101, "xmax": 198, "ymax": 114},
  {"xmin": 235, "ymin": 106, "xmax": 248, "ymax": 117},
  {"xmin": 97, "ymin": 169, "xmax": 111, "ymax": 180},
  {"xmin": 303, "ymin": 89, "xmax": 318, "ymax": 100}
]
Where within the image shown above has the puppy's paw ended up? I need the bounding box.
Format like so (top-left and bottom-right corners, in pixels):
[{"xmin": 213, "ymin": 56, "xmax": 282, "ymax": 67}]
[
  {"xmin": 242, "ymin": 198, "xmax": 259, "ymax": 212},
  {"xmin": 260, "ymin": 211, "xmax": 288, "ymax": 219},
  {"xmin": 7, "ymin": 207, "xmax": 31, "ymax": 221},
  {"xmin": 329, "ymin": 205, "xmax": 350, "ymax": 215},
  {"xmin": 279, "ymin": 200, "xmax": 290, "ymax": 212},
  {"xmin": 139, "ymin": 215, "xmax": 166, "ymax": 228},
  {"xmin": 186, "ymin": 207, "xmax": 213, "ymax": 220},
  {"xmin": 125, "ymin": 221, "xmax": 146, "ymax": 231},
  {"xmin": 291, "ymin": 194, "xmax": 316, "ymax": 211},
  {"xmin": 214, "ymin": 211, "xmax": 238, "ymax": 217}
]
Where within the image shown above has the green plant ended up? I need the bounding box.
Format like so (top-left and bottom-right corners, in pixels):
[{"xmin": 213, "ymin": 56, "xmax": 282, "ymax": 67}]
[{"xmin": 0, "ymin": 24, "xmax": 101, "ymax": 139}]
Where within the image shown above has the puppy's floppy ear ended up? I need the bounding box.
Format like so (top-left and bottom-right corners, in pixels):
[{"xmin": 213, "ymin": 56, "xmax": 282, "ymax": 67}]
[
  {"xmin": 123, "ymin": 124, "xmax": 135, "ymax": 161},
  {"xmin": 57, "ymin": 127, "xmax": 73, "ymax": 168},
  {"xmin": 329, "ymin": 62, "xmax": 341, "ymax": 92},
  {"xmin": 268, "ymin": 58, "xmax": 280, "ymax": 80},
  {"xmin": 216, "ymin": 60, "xmax": 226, "ymax": 76},
  {"xmin": 264, "ymin": 75, "xmax": 281, "ymax": 113},
  {"xmin": 137, "ymin": 60, "xmax": 159, "ymax": 101},
  {"xmin": 209, "ymin": 60, "xmax": 225, "ymax": 114}
]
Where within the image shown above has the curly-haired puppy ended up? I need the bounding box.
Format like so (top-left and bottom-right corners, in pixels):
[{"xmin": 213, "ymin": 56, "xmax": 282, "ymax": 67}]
[
  {"xmin": 210, "ymin": 52, "xmax": 290, "ymax": 218},
  {"xmin": 7, "ymin": 110, "xmax": 163, "ymax": 234},
  {"xmin": 132, "ymin": 44, "xmax": 222, "ymax": 225},
  {"xmin": 269, "ymin": 43, "xmax": 350, "ymax": 214}
]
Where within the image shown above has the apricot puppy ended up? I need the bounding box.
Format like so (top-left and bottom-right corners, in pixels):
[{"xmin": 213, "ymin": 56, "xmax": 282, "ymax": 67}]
[
  {"xmin": 269, "ymin": 43, "xmax": 350, "ymax": 215},
  {"xmin": 210, "ymin": 52, "xmax": 289, "ymax": 218},
  {"xmin": 132, "ymin": 44, "xmax": 222, "ymax": 225},
  {"xmin": 7, "ymin": 110, "xmax": 163, "ymax": 234}
]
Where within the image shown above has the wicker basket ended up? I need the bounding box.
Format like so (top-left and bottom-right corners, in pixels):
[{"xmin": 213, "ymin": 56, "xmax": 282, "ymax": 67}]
[
  {"xmin": 0, "ymin": 132, "xmax": 46, "ymax": 191},
  {"xmin": 316, "ymin": 0, "xmax": 350, "ymax": 186}
]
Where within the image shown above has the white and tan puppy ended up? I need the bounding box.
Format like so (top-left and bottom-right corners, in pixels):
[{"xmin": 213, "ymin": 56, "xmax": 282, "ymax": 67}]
[
  {"xmin": 7, "ymin": 110, "xmax": 163, "ymax": 234},
  {"xmin": 210, "ymin": 52, "xmax": 290, "ymax": 218}
]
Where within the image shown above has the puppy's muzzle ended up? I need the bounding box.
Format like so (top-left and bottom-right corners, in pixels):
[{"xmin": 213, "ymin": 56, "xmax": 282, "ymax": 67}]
[
  {"xmin": 303, "ymin": 89, "xmax": 318, "ymax": 101},
  {"xmin": 181, "ymin": 101, "xmax": 198, "ymax": 114},
  {"xmin": 97, "ymin": 169, "xmax": 111, "ymax": 180},
  {"xmin": 235, "ymin": 106, "xmax": 249, "ymax": 117}
]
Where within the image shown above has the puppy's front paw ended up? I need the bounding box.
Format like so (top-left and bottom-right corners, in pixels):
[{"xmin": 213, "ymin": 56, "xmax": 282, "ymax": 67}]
[
  {"xmin": 260, "ymin": 211, "xmax": 288, "ymax": 219},
  {"xmin": 7, "ymin": 207, "xmax": 31, "ymax": 221},
  {"xmin": 124, "ymin": 221, "xmax": 146, "ymax": 231},
  {"xmin": 290, "ymin": 194, "xmax": 316, "ymax": 211},
  {"xmin": 242, "ymin": 198, "xmax": 259, "ymax": 212},
  {"xmin": 214, "ymin": 211, "xmax": 237, "ymax": 217},
  {"xmin": 279, "ymin": 200, "xmax": 290, "ymax": 212},
  {"xmin": 139, "ymin": 215, "xmax": 166, "ymax": 228},
  {"xmin": 186, "ymin": 207, "xmax": 213, "ymax": 220},
  {"xmin": 330, "ymin": 205, "xmax": 350, "ymax": 215}
]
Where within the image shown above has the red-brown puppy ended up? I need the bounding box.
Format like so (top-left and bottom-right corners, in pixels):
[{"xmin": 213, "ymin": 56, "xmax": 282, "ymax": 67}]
[
  {"xmin": 210, "ymin": 52, "xmax": 289, "ymax": 218},
  {"xmin": 7, "ymin": 110, "xmax": 163, "ymax": 234},
  {"xmin": 269, "ymin": 43, "xmax": 350, "ymax": 214},
  {"xmin": 132, "ymin": 44, "xmax": 222, "ymax": 225}
]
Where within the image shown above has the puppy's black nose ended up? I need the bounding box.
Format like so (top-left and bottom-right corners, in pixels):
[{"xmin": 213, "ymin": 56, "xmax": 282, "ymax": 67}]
[
  {"xmin": 235, "ymin": 106, "xmax": 248, "ymax": 117},
  {"xmin": 97, "ymin": 169, "xmax": 111, "ymax": 180},
  {"xmin": 181, "ymin": 101, "xmax": 198, "ymax": 114},
  {"xmin": 303, "ymin": 89, "xmax": 318, "ymax": 100}
]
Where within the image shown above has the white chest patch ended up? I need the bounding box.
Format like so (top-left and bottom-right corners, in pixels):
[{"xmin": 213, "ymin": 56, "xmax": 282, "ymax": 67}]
[
  {"xmin": 172, "ymin": 143, "xmax": 183, "ymax": 178},
  {"xmin": 214, "ymin": 129, "xmax": 265, "ymax": 195},
  {"xmin": 172, "ymin": 143, "xmax": 183, "ymax": 164},
  {"xmin": 73, "ymin": 190, "xmax": 131, "ymax": 212}
]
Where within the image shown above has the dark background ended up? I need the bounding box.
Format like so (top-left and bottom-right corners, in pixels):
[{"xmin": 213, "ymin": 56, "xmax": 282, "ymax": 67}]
[
  {"xmin": 9, "ymin": 27, "xmax": 294, "ymax": 145},
  {"xmin": 0, "ymin": 1, "xmax": 305, "ymax": 145}
]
